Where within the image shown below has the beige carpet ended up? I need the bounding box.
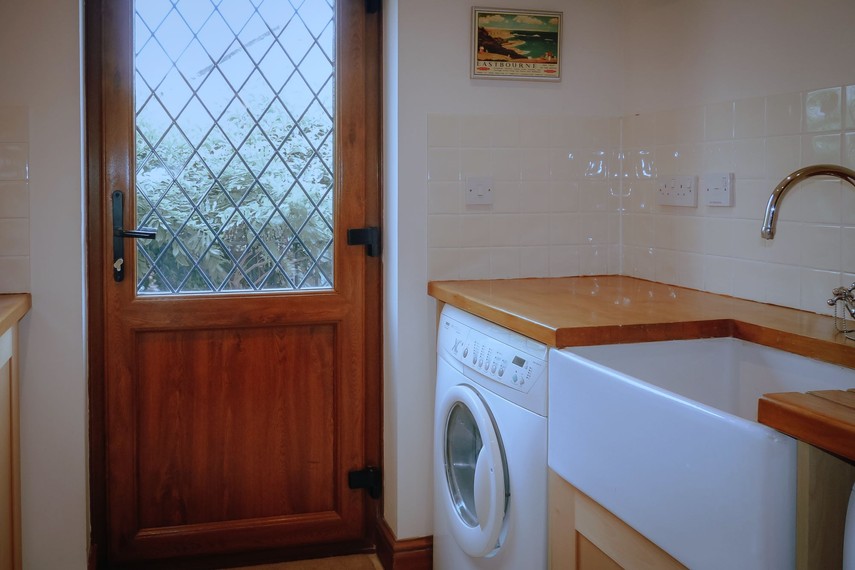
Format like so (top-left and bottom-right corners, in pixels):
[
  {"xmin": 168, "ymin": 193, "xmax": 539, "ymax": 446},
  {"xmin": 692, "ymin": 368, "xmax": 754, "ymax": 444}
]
[{"xmin": 230, "ymin": 554, "xmax": 382, "ymax": 570}]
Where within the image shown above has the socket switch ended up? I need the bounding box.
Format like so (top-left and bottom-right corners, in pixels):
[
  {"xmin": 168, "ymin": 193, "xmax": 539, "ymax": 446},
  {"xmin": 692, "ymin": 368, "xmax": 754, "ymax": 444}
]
[
  {"xmin": 700, "ymin": 172, "xmax": 734, "ymax": 206},
  {"xmin": 657, "ymin": 176, "xmax": 698, "ymax": 207},
  {"xmin": 465, "ymin": 176, "xmax": 494, "ymax": 206}
]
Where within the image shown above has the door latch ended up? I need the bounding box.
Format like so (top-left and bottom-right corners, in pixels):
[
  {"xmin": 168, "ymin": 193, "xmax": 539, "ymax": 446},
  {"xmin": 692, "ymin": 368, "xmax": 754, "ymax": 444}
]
[
  {"xmin": 112, "ymin": 190, "xmax": 156, "ymax": 282},
  {"xmin": 348, "ymin": 466, "xmax": 382, "ymax": 499},
  {"xmin": 347, "ymin": 227, "xmax": 381, "ymax": 258}
]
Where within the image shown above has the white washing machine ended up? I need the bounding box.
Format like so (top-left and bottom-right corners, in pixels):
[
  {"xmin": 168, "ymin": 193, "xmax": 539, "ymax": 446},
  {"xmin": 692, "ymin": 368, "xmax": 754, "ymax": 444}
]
[{"xmin": 434, "ymin": 305, "xmax": 548, "ymax": 570}]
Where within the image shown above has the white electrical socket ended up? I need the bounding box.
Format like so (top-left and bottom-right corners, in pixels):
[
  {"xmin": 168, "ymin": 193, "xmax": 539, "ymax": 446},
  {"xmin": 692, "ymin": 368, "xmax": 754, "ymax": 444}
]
[
  {"xmin": 656, "ymin": 175, "xmax": 697, "ymax": 207},
  {"xmin": 700, "ymin": 172, "xmax": 734, "ymax": 206},
  {"xmin": 465, "ymin": 176, "xmax": 494, "ymax": 206}
]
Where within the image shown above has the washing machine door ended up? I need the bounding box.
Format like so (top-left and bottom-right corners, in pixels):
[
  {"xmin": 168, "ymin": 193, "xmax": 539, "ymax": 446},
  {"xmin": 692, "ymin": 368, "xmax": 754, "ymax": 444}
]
[{"xmin": 438, "ymin": 384, "xmax": 509, "ymax": 558}]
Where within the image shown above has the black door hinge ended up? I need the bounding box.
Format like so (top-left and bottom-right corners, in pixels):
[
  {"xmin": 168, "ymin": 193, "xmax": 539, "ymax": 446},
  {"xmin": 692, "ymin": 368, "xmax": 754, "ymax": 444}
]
[
  {"xmin": 348, "ymin": 466, "xmax": 382, "ymax": 499},
  {"xmin": 366, "ymin": 0, "xmax": 380, "ymax": 14},
  {"xmin": 347, "ymin": 226, "xmax": 381, "ymax": 258}
]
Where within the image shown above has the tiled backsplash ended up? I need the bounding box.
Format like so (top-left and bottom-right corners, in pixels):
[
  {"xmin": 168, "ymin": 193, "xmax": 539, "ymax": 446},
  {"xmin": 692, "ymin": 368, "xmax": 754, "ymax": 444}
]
[
  {"xmin": 623, "ymin": 84, "xmax": 855, "ymax": 315},
  {"xmin": 0, "ymin": 106, "xmax": 30, "ymax": 293},
  {"xmin": 429, "ymin": 82, "xmax": 855, "ymax": 316},
  {"xmin": 427, "ymin": 113, "xmax": 621, "ymax": 280}
]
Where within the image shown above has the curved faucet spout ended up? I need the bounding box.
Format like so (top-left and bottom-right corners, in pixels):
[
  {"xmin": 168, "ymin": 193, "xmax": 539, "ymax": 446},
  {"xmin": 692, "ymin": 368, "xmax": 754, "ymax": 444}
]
[{"xmin": 761, "ymin": 164, "xmax": 855, "ymax": 239}]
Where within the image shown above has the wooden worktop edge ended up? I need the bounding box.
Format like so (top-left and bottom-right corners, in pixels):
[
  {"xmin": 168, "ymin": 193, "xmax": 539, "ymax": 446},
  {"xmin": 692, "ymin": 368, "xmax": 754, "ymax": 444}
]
[
  {"xmin": 0, "ymin": 294, "xmax": 31, "ymax": 336},
  {"xmin": 758, "ymin": 393, "xmax": 855, "ymax": 461}
]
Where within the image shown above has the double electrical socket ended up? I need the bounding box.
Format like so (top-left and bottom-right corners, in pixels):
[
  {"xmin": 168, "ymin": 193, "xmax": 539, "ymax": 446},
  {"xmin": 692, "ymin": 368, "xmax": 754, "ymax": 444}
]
[
  {"xmin": 657, "ymin": 176, "xmax": 698, "ymax": 207},
  {"xmin": 657, "ymin": 173, "xmax": 734, "ymax": 207}
]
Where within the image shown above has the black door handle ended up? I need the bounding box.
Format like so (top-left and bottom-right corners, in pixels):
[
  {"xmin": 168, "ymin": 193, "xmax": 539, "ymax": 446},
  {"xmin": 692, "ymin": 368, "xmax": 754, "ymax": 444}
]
[{"xmin": 112, "ymin": 190, "xmax": 155, "ymax": 282}]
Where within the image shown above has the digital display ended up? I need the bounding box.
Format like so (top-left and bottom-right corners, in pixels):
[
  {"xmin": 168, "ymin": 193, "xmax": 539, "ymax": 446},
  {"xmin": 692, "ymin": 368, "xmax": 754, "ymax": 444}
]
[{"xmin": 512, "ymin": 355, "xmax": 526, "ymax": 367}]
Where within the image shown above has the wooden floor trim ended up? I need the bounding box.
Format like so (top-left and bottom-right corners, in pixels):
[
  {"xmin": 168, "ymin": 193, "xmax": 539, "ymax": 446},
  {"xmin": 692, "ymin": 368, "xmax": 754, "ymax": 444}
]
[{"xmin": 375, "ymin": 518, "xmax": 432, "ymax": 570}]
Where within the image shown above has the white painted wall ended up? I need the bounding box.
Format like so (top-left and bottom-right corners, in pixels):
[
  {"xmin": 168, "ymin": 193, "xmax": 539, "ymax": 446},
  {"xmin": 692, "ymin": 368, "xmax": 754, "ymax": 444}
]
[
  {"xmin": 384, "ymin": 0, "xmax": 626, "ymax": 539},
  {"xmin": 0, "ymin": 0, "xmax": 88, "ymax": 567}
]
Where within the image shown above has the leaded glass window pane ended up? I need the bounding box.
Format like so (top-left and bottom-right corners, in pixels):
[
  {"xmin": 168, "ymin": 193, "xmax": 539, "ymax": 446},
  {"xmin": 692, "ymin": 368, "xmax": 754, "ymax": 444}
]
[{"xmin": 134, "ymin": 0, "xmax": 335, "ymax": 294}]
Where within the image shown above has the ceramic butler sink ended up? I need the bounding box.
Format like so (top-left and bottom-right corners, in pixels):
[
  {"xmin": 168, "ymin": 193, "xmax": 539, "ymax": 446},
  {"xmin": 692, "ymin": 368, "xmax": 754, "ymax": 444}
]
[{"xmin": 548, "ymin": 337, "xmax": 855, "ymax": 570}]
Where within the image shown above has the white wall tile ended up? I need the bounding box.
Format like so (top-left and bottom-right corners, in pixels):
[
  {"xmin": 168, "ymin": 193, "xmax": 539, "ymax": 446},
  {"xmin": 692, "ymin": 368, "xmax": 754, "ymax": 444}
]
[
  {"xmin": 765, "ymin": 135, "xmax": 802, "ymax": 180},
  {"xmin": 734, "ymin": 97, "xmax": 765, "ymax": 139},
  {"xmin": 805, "ymin": 87, "xmax": 842, "ymax": 133},
  {"xmin": 427, "ymin": 214, "xmax": 460, "ymax": 248},
  {"xmin": 549, "ymin": 180, "xmax": 580, "ymax": 212},
  {"xmin": 518, "ymin": 181, "xmax": 551, "ymax": 213},
  {"xmin": 703, "ymin": 218, "xmax": 734, "ymax": 257},
  {"xmin": 704, "ymin": 101, "xmax": 734, "ymax": 141},
  {"xmin": 732, "ymin": 139, "xmax": 766, "ymax": 179},
  {"xmin": 520, "ymin": 246, "xmax": 550, "ymax": 277},
  {"xmin": 0, "ymin": 143, "xmax": 28, "ymax": 180},
  {"xmin": 549, "ymin": 213, "xmax": 580, "ymax": 245},
  {"xmin": 492, "ymin": 116, "xmax": 521, "ymax": 148},
  {"xmin": 0, "ymin": 256, "xmax": 29, "ymax": 292},
  {"xmin": 801, "ymin": 133, "xmax": 841, "ymax": 164},
  {"xmin": 427, "ymin": 148, "xmax": 459, "ymax": 181},
  {"xmin": 0, "ymin": 218, "xmax": 28, "ymax": 255},
  {"xmin": 846, "ymin": 86, "xmax": 855, "ymax": 130},
  {"xmin": 428, "ymin": 248, "xmax": 460, "ymax": 281},
  {"xmin": 460, "ymin": 213, "xmax": 491, "ymax": 247},
  {"xmin": 799, "ymin": 224, "xmax": 841, "ymax": 271},
  {"xmin": 675, "ymin": 251, "xmax": 705, "ymax": 290},
  {"xmin": 766, "ymin": 92, "xmax": 803, "ymax": 136},
  {"xmin": 0, "ymin": 180, "xmax": 28, "ymax": 217},
  {"xmin": 460, "ymin": 115, "xmax": 494, "ymax": 148},
  {"xmin": 779, "ymin": 178, "xmax": 841, "ymax": 225},
  {"xmin": 460, "ymin": 148, "xmax": 492, "ymax": 178},
  {"xmin": 801, "ymin": 268, "xmax": 842, "ymax": 315},
  {"xmin": 518, "ymin": 214, "xmax": 549, "ymax": 245},
  {"xmin": 490, "ymin": 148, "xmax": 522, "ymax": 182},
  {"xmin": 520, "ymin": 148, "xmax": 550, "ymax": 182},
  {"xmin": 491, "ymin": 181, "xmax": 521, "ymax": 213},
  {"xmin": 845, "ymin": 133, "xmax": 855, "ymax": 169},
  {"xmin": 490, "ymin": 214, "xmax": 520, "ymax": 246},
  {"xmin": 580, "ymin": 245, "xmax": 609, "ymax": 275},
  {"xmin": 458, "ymin": 247, "xmax": 492, "ymax": 280},
  {"xmin": 490, "ymin": 247, "xmax": 521, "ymax": 279},
  {"xmin": 731, "ymin": 259, "xmax": 766, "ymax": 303},
  {"xmin": 428, "ymin": 181, "xmax": 460, "ymax": 214},
  {"xmin": 703, "ymin": 256, "xmax": 734, "ymax": 296},
  {"xmin": 764, "ymin": 263, "xmax": 802, "ymax": 308},
  {"xmin": 549, "ymin": 245, "xmax": 580, "ymax": 277}
]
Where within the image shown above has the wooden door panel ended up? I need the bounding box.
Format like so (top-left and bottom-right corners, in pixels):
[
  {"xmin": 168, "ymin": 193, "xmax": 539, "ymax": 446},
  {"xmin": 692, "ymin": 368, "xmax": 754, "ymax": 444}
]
[
  {"xmin": 135, "ymin": 325, "xmax": 336, "ymax": 527},
  {"xmin": 108, "ymin": 322, "xmax": 365, "ymax": 560}
]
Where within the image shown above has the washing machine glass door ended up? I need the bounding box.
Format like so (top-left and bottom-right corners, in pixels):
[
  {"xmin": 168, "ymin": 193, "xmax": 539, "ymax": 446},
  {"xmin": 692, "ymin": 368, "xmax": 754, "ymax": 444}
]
[{"xmin": 439, "ymin": 384, "xmax": 509, "ymax": 558}]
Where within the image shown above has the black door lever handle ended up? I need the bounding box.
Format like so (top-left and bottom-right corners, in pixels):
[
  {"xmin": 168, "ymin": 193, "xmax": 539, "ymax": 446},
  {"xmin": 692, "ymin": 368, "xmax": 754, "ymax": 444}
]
[
  {"xmin": 113, "ymin": 227, "xmax": 156, "ymax": 239},
  {"xmin": 112, "ymin": 190, "xmax": 156, "ymax": 282}
]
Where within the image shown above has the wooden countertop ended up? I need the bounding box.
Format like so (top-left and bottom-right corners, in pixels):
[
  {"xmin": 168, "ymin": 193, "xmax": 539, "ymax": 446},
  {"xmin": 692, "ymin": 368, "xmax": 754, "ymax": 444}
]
[
  {"xmin": 0, "ymin": 294, "xmax": 30, "ymax": 336},
  {"xmin": 758, "ymin": 391, "xmax": 855, "ymax": 461},
  {"xmin": 428, "ymin": 276, "xmax": 855, "ymax": 460}
]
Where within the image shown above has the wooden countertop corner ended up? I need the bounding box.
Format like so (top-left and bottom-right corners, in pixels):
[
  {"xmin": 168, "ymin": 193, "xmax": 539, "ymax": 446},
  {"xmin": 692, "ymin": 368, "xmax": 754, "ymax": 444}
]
[{"xmin": 0, "ymin": 294, "xmax": 31, "ymax": 336}]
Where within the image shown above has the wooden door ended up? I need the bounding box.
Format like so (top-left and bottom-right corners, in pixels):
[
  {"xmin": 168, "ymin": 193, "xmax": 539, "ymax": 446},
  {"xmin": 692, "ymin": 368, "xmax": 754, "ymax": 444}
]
[{"xmin": 86, "ymin": 0, "xmax": 381, "ymax": 566}]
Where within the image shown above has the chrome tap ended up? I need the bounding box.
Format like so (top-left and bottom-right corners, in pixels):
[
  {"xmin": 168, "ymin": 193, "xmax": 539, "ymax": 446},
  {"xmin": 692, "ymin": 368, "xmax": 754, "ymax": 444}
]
[
  {"xmin": 829, "ymin": 283, "xmax": 855, "ymax": 319},
  {"xmin": 761, "ymin": 164, "xmax": 855, "ymax": 239}
]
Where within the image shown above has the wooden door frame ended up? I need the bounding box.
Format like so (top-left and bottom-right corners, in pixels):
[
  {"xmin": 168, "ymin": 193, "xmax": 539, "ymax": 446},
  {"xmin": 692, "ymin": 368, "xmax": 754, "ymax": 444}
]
[{"xmin": 83, "ymin": 1, "xmax": 383, "ymax": 567}]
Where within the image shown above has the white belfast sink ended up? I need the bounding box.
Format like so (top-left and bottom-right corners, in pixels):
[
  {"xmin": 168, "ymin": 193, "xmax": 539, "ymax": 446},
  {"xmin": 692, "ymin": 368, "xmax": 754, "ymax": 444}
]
[{"xmin": 548, "ymin": 337, "xmax": 855, "ymax": 570}]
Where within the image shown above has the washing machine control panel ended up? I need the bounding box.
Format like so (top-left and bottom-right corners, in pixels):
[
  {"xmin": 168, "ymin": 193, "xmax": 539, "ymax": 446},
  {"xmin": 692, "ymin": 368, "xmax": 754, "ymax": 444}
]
[{"xmin": 440, "ymin": 314, "xmax": 546, "ymax": 394}]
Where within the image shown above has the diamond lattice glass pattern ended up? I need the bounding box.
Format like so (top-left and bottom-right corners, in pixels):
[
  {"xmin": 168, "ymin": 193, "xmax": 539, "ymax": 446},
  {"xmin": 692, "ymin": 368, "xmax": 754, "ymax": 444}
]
[{"xmin": 134, "ymin": 0, "xmax": 335, "ymax": 294}]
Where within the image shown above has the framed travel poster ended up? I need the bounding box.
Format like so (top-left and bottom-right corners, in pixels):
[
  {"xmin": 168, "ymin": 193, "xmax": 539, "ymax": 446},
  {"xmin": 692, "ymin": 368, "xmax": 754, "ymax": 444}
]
[{"xmin": 471, "ymin": 7, "xmax": 561, "ymax": 81}]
